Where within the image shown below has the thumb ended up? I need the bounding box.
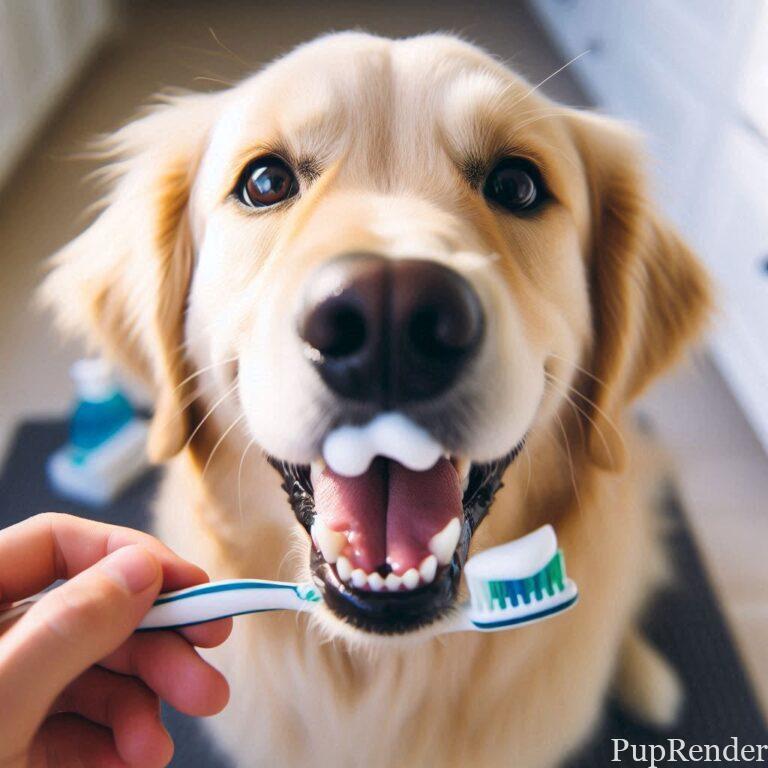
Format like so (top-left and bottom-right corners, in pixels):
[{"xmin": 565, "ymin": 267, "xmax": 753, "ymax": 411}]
[{"xmin": 0, "ymin": 544, "xmax": 161, "ymax": 748}]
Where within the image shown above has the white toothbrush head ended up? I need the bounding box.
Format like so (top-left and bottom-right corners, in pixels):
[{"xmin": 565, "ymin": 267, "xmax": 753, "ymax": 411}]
[{"xmin": 458, "ymin": 525, "xmax": 578, "ymax": 632}]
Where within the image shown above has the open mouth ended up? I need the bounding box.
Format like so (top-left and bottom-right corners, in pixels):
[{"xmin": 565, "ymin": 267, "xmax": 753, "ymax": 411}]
[{"xmin": 269, "ymin": 417, "xmax": 522, "ymax": 634}]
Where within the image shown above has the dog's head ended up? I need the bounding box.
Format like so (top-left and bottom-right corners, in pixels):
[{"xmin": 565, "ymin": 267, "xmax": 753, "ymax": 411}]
[{"xmin": 43, "ymin": 33, "xmax": 710, "ymax": 638}]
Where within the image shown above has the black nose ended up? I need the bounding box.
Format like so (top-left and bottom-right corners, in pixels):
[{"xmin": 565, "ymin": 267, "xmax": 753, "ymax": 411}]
[{"xmin": 298, "ymin": 253, "xmax": 484, "ymax": 405}]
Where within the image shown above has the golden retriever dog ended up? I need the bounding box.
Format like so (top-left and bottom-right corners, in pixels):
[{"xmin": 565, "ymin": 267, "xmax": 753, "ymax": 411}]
[{"xmin": 43, "ymin": 32, "xmax": 711, "ymax": 768}]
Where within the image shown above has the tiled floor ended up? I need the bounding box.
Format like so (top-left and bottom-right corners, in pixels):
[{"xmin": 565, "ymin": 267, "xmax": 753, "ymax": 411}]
[{"xmin": 1, "ymin": 0, "xmax": 766, "ymax": 716}]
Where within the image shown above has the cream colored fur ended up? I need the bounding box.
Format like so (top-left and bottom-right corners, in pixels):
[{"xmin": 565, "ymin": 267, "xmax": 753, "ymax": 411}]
[{"xmin": 42, "ymin": 33, "xmax": 711, "ymax": 768}]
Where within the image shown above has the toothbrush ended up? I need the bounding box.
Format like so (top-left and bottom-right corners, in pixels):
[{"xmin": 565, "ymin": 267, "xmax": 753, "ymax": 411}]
[
  {"xmin": 0, "ymin": 525, "xmax": 577, "ymax": 634},
  {"xmin": 445, "ymin": 524, "xmax": 578, "ymax": 632}
]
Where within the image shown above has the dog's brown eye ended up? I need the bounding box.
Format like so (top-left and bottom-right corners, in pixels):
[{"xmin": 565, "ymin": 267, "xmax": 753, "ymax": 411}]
[
  {"xmin": 482, "ymin": 158, "xmax": 546, "ymax": 213},
  {"xmin": 237, "ymin": 155, "xmax": 297, "ymax": 208}
]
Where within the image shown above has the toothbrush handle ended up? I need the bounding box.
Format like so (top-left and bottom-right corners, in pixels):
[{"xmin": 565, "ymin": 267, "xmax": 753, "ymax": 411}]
[
  {"xmin": 138, "ymin": 579, "xmax": 318, "ymax": 630},
  {"xmin": 0, "ymin": 580, "xmax": 319, "ymax": 633},
  {"xmin": 0, "ymin": 598, "xmax": 42, "ymax": 630}
]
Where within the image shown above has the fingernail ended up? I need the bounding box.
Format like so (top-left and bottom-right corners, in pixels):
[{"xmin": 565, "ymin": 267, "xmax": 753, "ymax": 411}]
[{"xmin": 101, "ymin": 545, "xmax": 160, "ymax": 594}]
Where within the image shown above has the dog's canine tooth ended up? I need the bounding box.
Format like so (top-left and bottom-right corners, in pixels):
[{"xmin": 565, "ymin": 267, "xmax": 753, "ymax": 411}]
[
  {"xmin": 453, "ymin": 456, "xmax": 471, "ymax": 482},
  {"xmin": 309, "ymin": 459, "xmax": 326, "ymax": 488},
  {"xmin": 350, "ymin": 569, "xmax": 368, "ymax": 588},
  {"xmin": 450, "ymin": 456, "xmax": 471, "ymax": 493},
  {"xmin": 428, "ymin": 518, "xmax": 461, "ymax": 565},
  {"xmin": 402, "ymin": 568, "xmax": 420, "ymax": 590},
  {"xmin": 419, "ymin": 555, "xmax": 438, "ymax": 583},
  {"xmin": 384, "ymin": 573, "xmax": 402, "ymax": 591},
  {"xmin": 310, "ymin": 517, "xmax": 347, "ymax": 564},
  {"xmin": 336, "ymin": 556, "xmax": 352, "ymax": 582},
  {"xmin": 368, "ymin": 572, "xmax": 385, "ymax": 591}
]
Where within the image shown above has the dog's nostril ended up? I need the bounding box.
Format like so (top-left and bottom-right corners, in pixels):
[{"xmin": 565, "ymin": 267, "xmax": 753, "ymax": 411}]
[
  {"xmin": 408, "ymin": 303, "xmax": 478, "ymax": 360},
  {"xmin": 303, "ymin": 299, "xmax": 367, "ymax": 359}
]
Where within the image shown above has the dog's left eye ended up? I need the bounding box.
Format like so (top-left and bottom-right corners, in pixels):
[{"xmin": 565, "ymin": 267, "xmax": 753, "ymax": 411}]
[
  {"xmin": 237, "ymin": 155, "xmax": 298, "ymax": 208},
  {"xmin": 482, "ymin": 158, "xmax": 546, "ymax": 213}
]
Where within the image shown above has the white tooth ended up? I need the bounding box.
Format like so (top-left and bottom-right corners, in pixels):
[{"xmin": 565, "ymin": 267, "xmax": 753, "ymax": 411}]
[
  {"xmin": 336, "ymin": 556, "xmax": 352, "ymax": 582},
  {"xmin": 402, "ymin": 568, "xmax": 420, "ymax": 590},
  {"xmin": 351, "ymin": 569, "xmax": 368, "ymax": 588},
  {"xmin": 453, "ymin": 456, "xmax": 471, "ymax": 491},
  {"xmin": 456, "ymin": 457, "xmax": 471, "ymax": 480},
  {"xmin": 368, "ymin": 572, "xmax": 385, "ymax": 591},
  {"xmin": 384, "ymin": 573, "xmax": 402, "ymax": 591},
  {"xmin": 310, "ymin": 459, "xmax": 326, "ymax": 488},
  {"xmin": 310, "ymin": 517, "xmax": 347, "ymax": 564},
  {"xmin": 428, "ymin": 518, "xmax": 461, "ymax": 565},
  {"xmin": 419, "ymin": 555, "xmax": 438, "ymax": 583}
]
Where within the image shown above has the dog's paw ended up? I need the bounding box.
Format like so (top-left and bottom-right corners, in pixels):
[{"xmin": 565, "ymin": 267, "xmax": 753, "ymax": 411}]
[{"xmin": 615, "ymin": 629, "xmax": 683, "ymax": 728}]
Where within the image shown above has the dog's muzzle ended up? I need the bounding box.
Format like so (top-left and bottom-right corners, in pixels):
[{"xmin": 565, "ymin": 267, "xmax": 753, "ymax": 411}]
[{"xmin": 266, "ymin": 251, "xmax": 521, "ymax": 635}]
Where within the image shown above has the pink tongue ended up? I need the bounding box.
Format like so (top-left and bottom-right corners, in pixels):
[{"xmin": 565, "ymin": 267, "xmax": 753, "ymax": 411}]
[{"xmin": 313, "ymin": 457, "xmax": 462, "ymax": 575}]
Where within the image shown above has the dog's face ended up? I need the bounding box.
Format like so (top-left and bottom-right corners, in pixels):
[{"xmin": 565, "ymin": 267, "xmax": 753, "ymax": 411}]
[{"xmin": 44, "ymin": 33, "xmax": 709, "ymax": 638}]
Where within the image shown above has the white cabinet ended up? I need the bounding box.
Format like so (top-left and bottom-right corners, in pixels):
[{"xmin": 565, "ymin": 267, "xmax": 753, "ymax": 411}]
[
  {"xmin": 702, "ymin": 126, "xmax": 768, "ymax": 442},
  {"xmin": 529, "ymin": 0, "xmax": 768, "ymax": 454}
]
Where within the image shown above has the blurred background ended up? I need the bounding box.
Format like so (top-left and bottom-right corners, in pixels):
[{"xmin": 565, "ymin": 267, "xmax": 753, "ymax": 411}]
[{"xmin": 0, "ymin": 0, "xmax": 766, "ymax": 717}]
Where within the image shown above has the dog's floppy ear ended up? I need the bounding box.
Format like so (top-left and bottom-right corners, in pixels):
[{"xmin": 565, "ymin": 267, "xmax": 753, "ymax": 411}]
[
  {"xmin": 568, "ymin": 113, "xmax": 712, "ymax": 471},
  {"xmin": 41, "ymin": 92, "xmax": 215, "ymax": 462}
]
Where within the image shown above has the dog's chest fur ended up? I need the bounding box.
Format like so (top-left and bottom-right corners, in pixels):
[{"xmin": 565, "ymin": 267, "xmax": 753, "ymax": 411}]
[{"xmin": 153, "ymin": 440, "xmax": 656, "ymax": 768}]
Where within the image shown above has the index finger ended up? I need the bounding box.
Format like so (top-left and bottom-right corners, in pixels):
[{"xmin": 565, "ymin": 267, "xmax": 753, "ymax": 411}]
[{"xmin": 0, "ymin": 512, "xmax": 209, "ymax": 605}]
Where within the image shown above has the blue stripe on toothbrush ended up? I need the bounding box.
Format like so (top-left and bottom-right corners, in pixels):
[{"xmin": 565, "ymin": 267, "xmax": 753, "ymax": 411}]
[
  {"xmin": 471, "ymin": 593, "xmax": 578, "ymax": 631},
  {"xmin": 152, "ymin": 580, "xmax": 320, "ymax": 606}
]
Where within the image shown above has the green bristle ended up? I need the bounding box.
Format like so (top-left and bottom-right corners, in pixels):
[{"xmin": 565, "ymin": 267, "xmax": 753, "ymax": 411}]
[
  {"xmin": 478, "ymin": 550, "xmax": 567, "ymax": 611},
  {"xmin": 549, "ymin": 550, "xmax": 565, "ymax": 591},
  {"xmin": 521, "ymin": 577, "xmax": 535, "ymax": 603}
]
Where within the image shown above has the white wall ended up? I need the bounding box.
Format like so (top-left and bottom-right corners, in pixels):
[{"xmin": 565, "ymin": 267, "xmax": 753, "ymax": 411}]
[
  {"xmin": 529, "ymin": 0, "xmax": 768, "ymax": 456},
  {"xmin": 0, "ymin": 0, "xmax": 115, "ymax": 184}
]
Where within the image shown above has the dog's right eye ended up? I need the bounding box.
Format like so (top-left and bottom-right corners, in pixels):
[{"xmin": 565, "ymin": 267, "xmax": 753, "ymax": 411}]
[{"xmin": 236, "ymin": 155, "xmax": 298, "ymax": 208}]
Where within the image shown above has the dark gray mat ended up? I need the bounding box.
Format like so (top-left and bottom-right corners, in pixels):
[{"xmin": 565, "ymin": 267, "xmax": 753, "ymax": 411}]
[{"xmin": 1, "ymin": 420, "xmax": 765, "ymax": 766}]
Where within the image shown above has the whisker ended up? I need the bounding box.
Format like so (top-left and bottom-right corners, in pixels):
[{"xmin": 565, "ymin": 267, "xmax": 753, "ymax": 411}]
[
  {"xmin": 237, "ymin": 436, "xmax": 257, "ymax": 528},
  {"xmin": 545, "ymin": 373, "xmax": 614, "ymax": 463},
  {"xmin": 535, "ymin": 419, "xmax": 582, "ymax": 517},
  {"xmin": 546, "ymin": 351, "xmax": 608, "ymax": 388},
  {"xmin": 152, "ymin": 381, "xmax": 210, "ymax": 434},
  {"xmin": 553, "ymin": 410, "xmax": 583, "ymax": 516},
  {"xmin": 184, "ymin": 381, "xmax": 239, "ymax": 452},
  {"xmin": 172, "ymin": 355, "xmax": 239, "ymax": 396},
  {"xmin": 208, "ymin": 27, "xmax": 253, "ymax": 68},
  {"xmin": 202, "ymin": 413, "xmax": 246, "ymax": 482},
  {"xmin": 277, "ymin": 532, "xmax": 306, "ymax": 583},
  {"xmin": 193, "ymin": 75, "xmax": 237, "ymax": 87},
  {"xmin": 521, "ymin": 439, "xmax": 534, "ymax": 504},
  {"xmin": 566, "ymin": 390, "xmax": 588, "ymax": 449},
  {"xmin": 545, "ymin": 370, "xmax": 625, "ymax": 462},
  {"xmin": 508, "ymin": 50, "xmax": 591, "ymax": 109}
]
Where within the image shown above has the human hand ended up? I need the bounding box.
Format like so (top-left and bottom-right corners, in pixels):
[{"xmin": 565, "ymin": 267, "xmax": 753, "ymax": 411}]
[{"xmin": 0, "ymin": 513, "xmax": 232, "ymax": 767}]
